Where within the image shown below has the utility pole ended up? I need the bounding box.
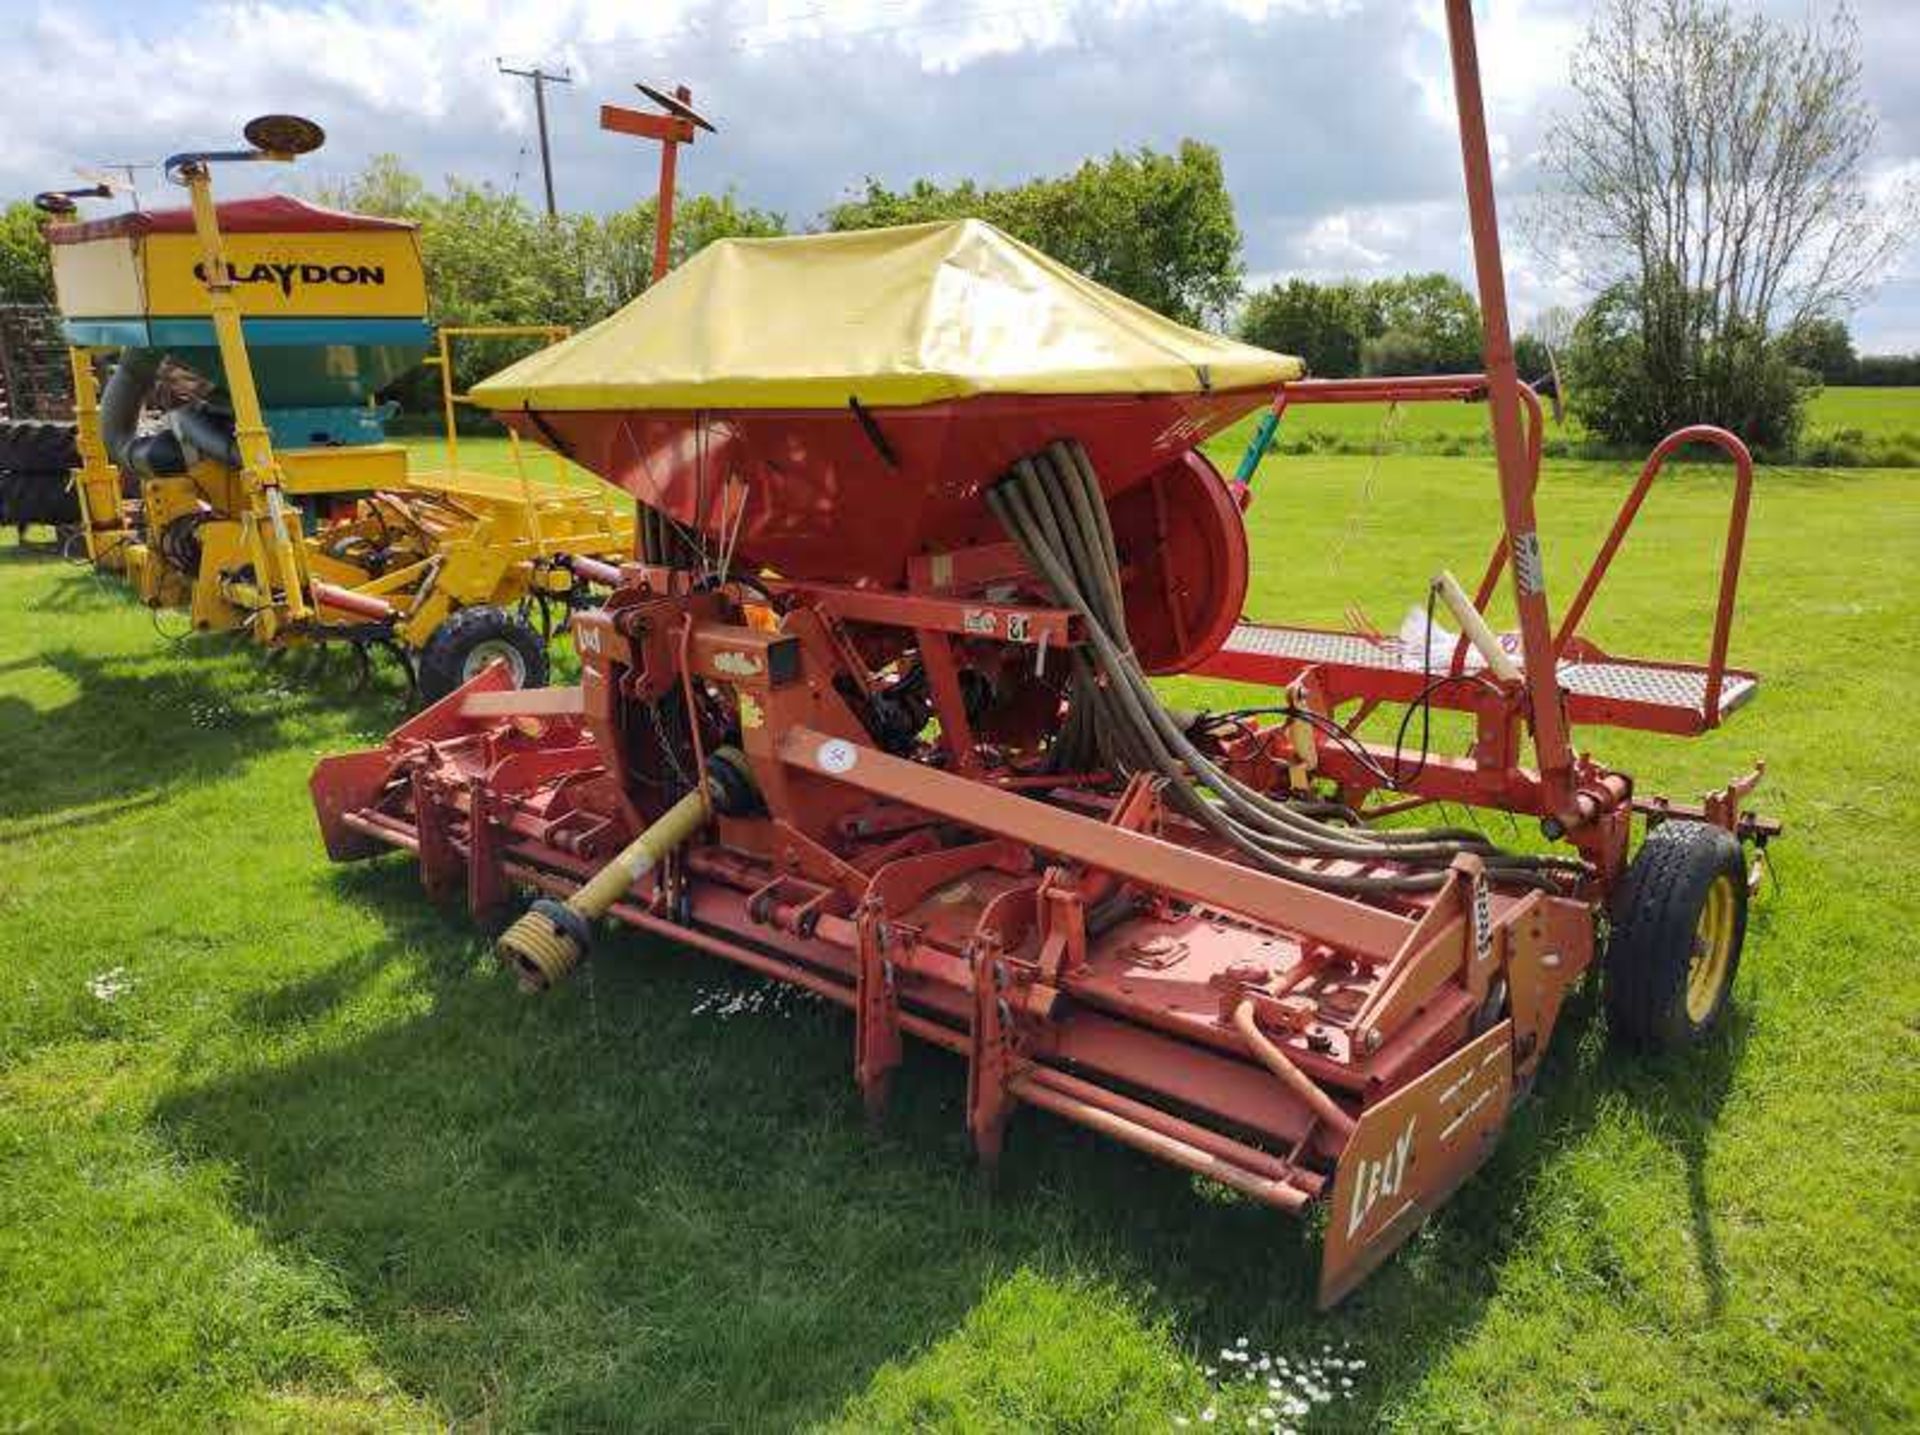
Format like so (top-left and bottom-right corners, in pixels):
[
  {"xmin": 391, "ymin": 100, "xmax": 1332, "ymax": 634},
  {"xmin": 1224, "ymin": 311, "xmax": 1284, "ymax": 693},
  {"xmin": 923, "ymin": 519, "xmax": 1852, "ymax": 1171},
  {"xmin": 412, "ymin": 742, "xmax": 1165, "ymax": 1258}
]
[{"xmin": 497, "ymin": 59, "xmax": 573, "ymax": 218}]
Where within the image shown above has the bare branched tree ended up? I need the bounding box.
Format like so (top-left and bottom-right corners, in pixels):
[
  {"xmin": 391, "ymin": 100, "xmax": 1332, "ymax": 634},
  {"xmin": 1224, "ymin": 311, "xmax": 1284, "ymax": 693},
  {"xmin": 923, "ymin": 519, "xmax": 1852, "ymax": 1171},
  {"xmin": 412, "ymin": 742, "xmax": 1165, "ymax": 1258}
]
[{"xmin": 1537, "ymin": 0, "xmax": 1915, "ymax": 445}]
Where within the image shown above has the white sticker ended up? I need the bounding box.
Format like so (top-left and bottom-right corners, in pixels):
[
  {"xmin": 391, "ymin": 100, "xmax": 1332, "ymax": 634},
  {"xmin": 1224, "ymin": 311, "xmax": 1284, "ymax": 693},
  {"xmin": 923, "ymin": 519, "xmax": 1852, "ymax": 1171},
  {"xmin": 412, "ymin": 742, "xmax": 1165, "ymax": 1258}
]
[
  {"xmin": 816, "ymin": 738, "xmax": 859, "ymax": 774},
  {"xmin": 1513, "ymin": 532, "xmax": 1545, "ymax": 596}
]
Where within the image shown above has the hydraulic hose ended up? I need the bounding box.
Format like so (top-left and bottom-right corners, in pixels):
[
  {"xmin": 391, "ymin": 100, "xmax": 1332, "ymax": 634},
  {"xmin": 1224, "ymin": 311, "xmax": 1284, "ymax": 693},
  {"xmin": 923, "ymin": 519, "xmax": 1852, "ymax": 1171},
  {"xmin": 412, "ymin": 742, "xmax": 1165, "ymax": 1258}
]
[
  {"xmin": 990, "ymin": 440, "xmax": 1574, "ymax": 895},
  {"xmin": 100, "ymin": 348, "xmax": 244, "ymax": 476}
]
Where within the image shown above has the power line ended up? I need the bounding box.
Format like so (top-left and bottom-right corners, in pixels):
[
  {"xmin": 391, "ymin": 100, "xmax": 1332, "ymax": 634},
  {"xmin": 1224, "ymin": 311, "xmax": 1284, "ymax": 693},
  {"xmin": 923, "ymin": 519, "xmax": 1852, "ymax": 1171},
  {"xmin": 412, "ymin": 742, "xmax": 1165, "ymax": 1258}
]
[{"xmin": 497, "ymin": 59, "xmax": 574, "ymax": 217}]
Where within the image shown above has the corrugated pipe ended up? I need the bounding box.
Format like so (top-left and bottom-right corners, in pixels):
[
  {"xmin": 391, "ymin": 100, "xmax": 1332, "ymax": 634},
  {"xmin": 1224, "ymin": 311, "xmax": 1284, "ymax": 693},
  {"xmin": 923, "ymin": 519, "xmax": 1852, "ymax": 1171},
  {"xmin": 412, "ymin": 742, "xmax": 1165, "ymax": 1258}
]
[
  {"xmin": 169, "ymin": 403, "xmax": 243, "ymax": 470},
  {"xmin": 99, "ymin": 348, "xmax": 242, "ymax": 475},
  {"xmin": 98, "ymin": 349, "xmax": 162, "ymax": 472}
]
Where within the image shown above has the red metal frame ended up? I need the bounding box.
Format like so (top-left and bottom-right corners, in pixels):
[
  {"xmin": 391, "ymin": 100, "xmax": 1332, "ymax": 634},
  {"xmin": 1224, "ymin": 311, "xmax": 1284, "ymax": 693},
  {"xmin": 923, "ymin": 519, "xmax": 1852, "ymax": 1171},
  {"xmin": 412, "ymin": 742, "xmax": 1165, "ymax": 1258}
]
[
  {"xmin": 599, "ymin": 82, "xmax": 704, "ymax": 286},
  {"xmin": 308, "ymin": 0, "xmax": 1775, "ymax": 1307},
  {"xmin": 1198, "ymin": 378, "xmax": 1763, "ymax": 869},
  {"xmin": 1446, "ymin": 0, "xmax": 1576, "ymax": 807}
]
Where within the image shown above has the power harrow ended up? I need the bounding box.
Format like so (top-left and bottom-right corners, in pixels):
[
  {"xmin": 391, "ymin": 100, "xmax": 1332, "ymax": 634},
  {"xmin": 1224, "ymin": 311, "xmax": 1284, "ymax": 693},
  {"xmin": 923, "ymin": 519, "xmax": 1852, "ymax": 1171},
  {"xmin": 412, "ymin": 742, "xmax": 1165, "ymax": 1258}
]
[{"xmin": 311, "ymin": 1, "xmax": 1778, "ymax": 1302}]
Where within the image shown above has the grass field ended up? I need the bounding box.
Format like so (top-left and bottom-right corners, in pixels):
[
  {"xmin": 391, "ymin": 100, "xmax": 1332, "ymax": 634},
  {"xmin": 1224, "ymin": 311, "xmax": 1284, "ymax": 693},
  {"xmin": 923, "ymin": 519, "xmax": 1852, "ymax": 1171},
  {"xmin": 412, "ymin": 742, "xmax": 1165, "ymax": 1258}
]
[
  {"xmin": 1207, "ymin": 384, "xmax": 1920, "ymax": 467},
  {"xmin": 2, "ymin": 438, "xmax": 1918, "ymax": 1431},
  {"xmin": 1807, "ymin": 385, "xmax": 1920, "ymax": 437}
]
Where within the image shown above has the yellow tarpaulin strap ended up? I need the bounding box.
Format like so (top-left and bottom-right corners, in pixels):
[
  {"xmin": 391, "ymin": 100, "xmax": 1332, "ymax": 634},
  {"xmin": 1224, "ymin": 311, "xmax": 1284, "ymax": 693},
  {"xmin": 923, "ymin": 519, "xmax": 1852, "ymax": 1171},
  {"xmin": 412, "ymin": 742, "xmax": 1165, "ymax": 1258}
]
[{"xmin": 471, "ymin": 219, "xmax": 1302, "ymax": 412}]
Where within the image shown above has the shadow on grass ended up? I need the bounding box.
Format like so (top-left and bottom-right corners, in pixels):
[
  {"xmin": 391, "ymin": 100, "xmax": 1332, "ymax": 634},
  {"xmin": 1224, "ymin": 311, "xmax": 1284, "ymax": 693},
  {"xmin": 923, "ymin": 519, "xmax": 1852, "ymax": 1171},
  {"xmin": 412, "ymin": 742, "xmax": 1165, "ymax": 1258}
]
[
  {"xmin": 152, "ymin": 857, "xmax": 1753, "ymax": 1432},
  {"xmin": 26, "ymin": 567, "xmax": 136, "ymax": 615},
  {"xmin": 0, "ymin": 644, "xmax": 402, "ymax": 828}
]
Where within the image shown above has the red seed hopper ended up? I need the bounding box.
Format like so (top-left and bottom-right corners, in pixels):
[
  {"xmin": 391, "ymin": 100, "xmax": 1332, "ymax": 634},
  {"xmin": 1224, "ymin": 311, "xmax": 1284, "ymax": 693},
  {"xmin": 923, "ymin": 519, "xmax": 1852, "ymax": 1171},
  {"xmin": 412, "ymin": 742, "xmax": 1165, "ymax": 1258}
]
[{"xmin": 313, "ymin": 1, "xmax": 1777, "ymax": 1307}]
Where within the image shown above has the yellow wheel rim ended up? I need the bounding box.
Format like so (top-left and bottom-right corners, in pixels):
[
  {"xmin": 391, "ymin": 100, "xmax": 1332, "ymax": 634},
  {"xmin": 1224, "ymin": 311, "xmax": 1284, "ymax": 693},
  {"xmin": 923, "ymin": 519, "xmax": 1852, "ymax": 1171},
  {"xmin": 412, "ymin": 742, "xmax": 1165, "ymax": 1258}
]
[{"xmin": 1687, "ymin": 873, "xmax": 1737, "ymax": 1025}]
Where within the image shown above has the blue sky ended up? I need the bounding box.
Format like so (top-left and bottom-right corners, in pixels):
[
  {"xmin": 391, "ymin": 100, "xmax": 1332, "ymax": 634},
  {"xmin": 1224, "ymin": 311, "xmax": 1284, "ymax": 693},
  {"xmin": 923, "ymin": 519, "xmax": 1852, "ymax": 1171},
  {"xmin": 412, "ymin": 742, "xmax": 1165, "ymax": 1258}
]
[{"xmin": 4, "ymin": 0, "xmax": 1915, "ymax": 349}]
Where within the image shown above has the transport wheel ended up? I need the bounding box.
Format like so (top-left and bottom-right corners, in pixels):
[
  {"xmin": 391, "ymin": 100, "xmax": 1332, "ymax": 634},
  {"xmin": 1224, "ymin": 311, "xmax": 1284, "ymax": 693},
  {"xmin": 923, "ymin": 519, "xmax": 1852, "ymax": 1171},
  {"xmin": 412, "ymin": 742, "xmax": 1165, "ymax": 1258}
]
[
  {"xmin": 1605, "ymin": 820, "xmax": 1747, "ymax": 1052},
  {"xmin": 416, "ymin": 605, "xmax": 548, "ymax": 703}
]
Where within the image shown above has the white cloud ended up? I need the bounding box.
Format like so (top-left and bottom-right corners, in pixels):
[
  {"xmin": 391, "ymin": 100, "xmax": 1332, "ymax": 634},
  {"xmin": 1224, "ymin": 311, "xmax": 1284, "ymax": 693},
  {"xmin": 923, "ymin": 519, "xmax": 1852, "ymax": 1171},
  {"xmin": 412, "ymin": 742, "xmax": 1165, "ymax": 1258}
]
[
  {"xmin": 1293, "ymin": 205, "xmax": 1421, "ymax": 273},
  {"xmin": 1270, "ymin": 195, "xmax": 1585, "ymax": 332},
  {"xmin": 2, "ymin": 0, "xmax": 1914, "ymax": 345}
]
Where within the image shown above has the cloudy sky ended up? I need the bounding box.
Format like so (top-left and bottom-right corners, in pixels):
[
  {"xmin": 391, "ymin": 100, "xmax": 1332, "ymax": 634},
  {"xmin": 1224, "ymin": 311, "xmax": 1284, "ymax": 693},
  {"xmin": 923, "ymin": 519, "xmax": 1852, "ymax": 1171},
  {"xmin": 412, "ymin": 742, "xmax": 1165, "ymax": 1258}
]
[{"xmin": 4, "ymin": 0, "xmax": 1916, "ymax": 347}]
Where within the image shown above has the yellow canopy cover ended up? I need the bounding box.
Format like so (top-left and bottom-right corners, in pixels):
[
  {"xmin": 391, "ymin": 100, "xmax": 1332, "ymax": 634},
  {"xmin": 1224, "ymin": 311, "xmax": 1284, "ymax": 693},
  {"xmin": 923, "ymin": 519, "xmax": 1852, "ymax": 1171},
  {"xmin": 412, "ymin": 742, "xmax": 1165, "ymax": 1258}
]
[{"xmin": 471, "ymin": 218, "xmax": 1301, "ymax": 412}]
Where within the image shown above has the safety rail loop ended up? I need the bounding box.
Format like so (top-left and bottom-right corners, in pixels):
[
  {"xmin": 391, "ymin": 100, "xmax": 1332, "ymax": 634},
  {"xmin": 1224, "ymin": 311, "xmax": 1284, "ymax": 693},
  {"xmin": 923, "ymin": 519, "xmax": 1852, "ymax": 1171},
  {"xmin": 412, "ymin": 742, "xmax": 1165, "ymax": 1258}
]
[{"xmin": 1552, "ymin": 425, "xmax": 1754, "ymax": 727}]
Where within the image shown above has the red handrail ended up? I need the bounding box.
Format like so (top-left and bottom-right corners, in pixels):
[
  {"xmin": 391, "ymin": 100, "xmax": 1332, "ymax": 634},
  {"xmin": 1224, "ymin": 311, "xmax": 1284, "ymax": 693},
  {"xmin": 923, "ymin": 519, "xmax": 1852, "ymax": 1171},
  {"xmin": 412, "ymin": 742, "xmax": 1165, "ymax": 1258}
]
[{"xmin": 1552, "ymin": 425, "xmax": 1755, "ymax": 725}]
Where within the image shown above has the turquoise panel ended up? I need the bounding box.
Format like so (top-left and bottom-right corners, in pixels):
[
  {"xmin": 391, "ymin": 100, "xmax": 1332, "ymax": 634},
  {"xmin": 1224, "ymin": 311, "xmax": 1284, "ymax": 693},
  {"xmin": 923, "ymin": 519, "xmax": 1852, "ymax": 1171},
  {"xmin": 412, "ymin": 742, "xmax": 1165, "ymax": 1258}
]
[
  {"xmin": 266, "ymin": 403, "xmax": 400, "ymax": 448},
  {"xmin": 60, "ymin": 317, "xmax": 433, "ymax": 409}
]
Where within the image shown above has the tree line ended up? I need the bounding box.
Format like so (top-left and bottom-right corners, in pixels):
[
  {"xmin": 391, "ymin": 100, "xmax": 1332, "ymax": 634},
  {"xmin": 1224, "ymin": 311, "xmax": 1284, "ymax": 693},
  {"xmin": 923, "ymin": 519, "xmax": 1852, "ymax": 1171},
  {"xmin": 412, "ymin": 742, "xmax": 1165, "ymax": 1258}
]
[
  {"xmin": 1236, "ymin": 274, "xmax": 1561, "ymax": 382},
  {"xmin": 0, "ymin": 128, "xmax": 1904, "ymax": 451},
  {"xmin": 0, "ymin": 0, "xmax": 1908, "ymax": 456},
  {"xmin": 0, "ymin": 140, "xmax": 1252, "ymax": 401}
]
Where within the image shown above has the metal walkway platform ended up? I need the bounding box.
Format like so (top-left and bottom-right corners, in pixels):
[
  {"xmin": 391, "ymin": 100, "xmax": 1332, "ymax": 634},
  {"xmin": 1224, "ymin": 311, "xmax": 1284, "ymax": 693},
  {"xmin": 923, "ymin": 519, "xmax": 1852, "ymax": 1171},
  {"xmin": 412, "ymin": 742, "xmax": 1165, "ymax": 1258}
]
[{"xmin": 1200, "ymin": 622, "xmax": 1758, "ymax": 736}]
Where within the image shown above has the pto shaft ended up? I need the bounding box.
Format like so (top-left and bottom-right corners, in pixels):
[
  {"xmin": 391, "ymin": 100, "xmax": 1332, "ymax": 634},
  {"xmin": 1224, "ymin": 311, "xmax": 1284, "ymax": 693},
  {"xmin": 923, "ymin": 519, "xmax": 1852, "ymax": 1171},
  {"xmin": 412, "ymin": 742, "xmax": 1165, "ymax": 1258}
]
[{"xmin": 495, "ymin": 748, "xmax": 752, "ymax": 991}]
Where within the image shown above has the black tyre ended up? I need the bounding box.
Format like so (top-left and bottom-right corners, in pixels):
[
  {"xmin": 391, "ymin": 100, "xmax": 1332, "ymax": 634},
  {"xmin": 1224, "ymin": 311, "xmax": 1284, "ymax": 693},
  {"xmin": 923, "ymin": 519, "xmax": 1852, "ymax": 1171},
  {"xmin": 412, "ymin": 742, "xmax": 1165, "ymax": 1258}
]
[
  {"xmin": 0, "ymin": 419, "xmax": 40, "ymax": 472},
  {"xmin": 416, "ymin": 605, "xmax": 548, "ymax": 704},
  {"xmin": 27, "ymin": 421, "xmax": 78, "ymax": 470},
  {"xmin": 0, "ymin": 419, "xmax": 77, "ymax": 473},
  {"xmin": 1605, "ymin": 821, "xmax": 1747, "ymax": 1052},
  {"xmin": 0, "ymin": 468, "xmax": 79, "ymax": 527},
  {"xmin": 0, "ymin": 421, "xmax": 82, "ymax": 529}
]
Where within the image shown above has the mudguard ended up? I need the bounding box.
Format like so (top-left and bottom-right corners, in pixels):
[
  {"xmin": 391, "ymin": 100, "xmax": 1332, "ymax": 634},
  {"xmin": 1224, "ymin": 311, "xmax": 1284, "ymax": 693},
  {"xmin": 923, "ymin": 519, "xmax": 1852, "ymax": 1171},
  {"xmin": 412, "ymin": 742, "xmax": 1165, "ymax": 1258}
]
[{"xmin": 1319, "ymin": 1020, "xmax": 1514, "ymax": 1307}]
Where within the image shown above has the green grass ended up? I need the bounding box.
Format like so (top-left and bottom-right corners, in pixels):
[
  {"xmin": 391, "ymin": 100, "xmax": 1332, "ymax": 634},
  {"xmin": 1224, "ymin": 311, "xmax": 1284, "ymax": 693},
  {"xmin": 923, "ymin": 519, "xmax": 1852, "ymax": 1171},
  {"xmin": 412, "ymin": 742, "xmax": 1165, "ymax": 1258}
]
[
  {"xmin": 2, "ymin": 439, "xmax": 1918, "ymax": 1430},
  {"xmin": 1806, "ymin": 385, "xmax": 1920, "ymax": 440},
  {"xmin": 1208, "ymin": 384, "xmax": 1920, "ymax": 468}
]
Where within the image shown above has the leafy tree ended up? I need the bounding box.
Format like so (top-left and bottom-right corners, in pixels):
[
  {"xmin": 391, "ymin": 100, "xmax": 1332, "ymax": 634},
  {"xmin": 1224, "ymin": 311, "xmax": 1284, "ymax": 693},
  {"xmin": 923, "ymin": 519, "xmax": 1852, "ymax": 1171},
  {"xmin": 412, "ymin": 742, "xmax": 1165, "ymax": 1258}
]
[
  {"xmin": 0, "ymin": 201, "xmax": 53, "ymax": 305},
  {"xmin": 1530, "ymin": 304, "xmax": 1580, "ymax": 354},
  {"xmin": 1538, "ymin": 0, "xmax": 1910, "ymax": 446},
  {"xmin": 1367, "ymin": 274, "xmax": 1481, "ymax": 373},
  {"xmin": 1512, "ymin": 333, "xmax": 1551, "ymax": 384},
  {"xmin": 313, "ymin": 158, "xmax": 785, "ymax": 396},
  {"xmin": 1852, "ymin": 353, "xmax": 1920, "ymax": 387},
  {"xmin": 1515, "ymin": 305, "xmax": 1581, "ymax": 391},
  {"xmin": 1366, "ymin": 276, "xmax": 1479, "ymax": 375},
  {"xmin": 826, "ymin": 141, "xmax": 1244, "ymax": 326},
  {"xmin": 1566, "ymin": 277, "xmax": 1811, "ymax": 454},
  {"xmin": 415, "ymin": 182, "xmax": 598, "ymax": 330},
  {"xmin": 316, "ymin": 153, "xmax": 428, "ymax": 220},
  {"xmin": 1237, "ymin": 279, "xmax": 1372, "ymax": 376},
  {"xmin": 582, "ymin": 192, "xmax": 785, "ymax": 309},
  {"xmin": 1237, "ymin": 272, "xmax": 1483, "ymax": 376},
  {"xmin": 1778, "ymin": 316, "xmax": 1857, "ymax": 383},
  {"xmin": 1360, "ymin": 329, "xmax": 1437, "ymax": 379}
]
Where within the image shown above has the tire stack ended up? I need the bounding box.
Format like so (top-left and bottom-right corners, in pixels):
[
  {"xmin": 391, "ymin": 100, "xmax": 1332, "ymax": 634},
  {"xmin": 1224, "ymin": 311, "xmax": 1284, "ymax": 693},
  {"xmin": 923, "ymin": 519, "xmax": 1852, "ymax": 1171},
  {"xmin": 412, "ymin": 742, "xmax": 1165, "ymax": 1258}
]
[{"xmin": 0, "ymin": 419, "xmax": 82, "ymax": 532}]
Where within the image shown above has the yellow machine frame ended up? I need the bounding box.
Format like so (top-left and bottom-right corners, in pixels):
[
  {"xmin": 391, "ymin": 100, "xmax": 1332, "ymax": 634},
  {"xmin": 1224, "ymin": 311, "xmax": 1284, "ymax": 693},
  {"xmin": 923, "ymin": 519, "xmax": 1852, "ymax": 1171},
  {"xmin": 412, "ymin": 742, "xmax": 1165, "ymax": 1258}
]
[{"xmin": 61, "ymin": 146, "xmax": 633, "ymax": 693}]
